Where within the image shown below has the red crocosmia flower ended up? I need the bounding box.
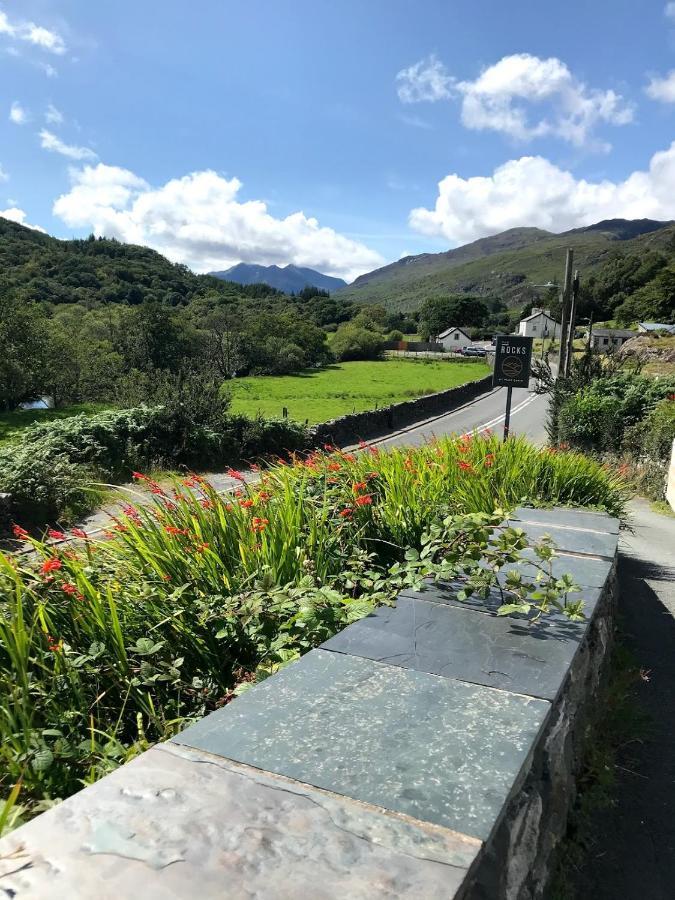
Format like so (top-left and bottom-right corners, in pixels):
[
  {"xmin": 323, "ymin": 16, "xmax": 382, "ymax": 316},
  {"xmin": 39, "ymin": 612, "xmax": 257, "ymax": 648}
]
[
  {"xmin": 323, "ymin": 443, "xmax": 335, "ymax": 452},
  {"xmin": 12, "ymin": 524, "xmax": 29, "ymax": 539},
  {"xmin": 458, "ymin": 461, "xmax": 475, "ymax": 474},
  {"xmin": 46, "ymin": 634, "xmax": 62, "ymax": 653},
  {"xmin": 366, "ymin": 471, "xmax": 379, "ymax": 480},
  {"xmin": 257, "ymin": 490, "xmax": 272, "ymax": 502},
  {"xmin": 668, "ymin": 393, "xmax": 675, "ymax": 401},
  {"xmin": 61, "ymin": 582, "xmax": 85, "ymax": 600},
  {"xmin": 369, "ymin": 445, "xmax": 380, "ymax": 457},
  {"xmin": 162, "ymin": 573, "xmax": 171, "ymax": 582},
  {"xmin": 164, "ymin": 526, "xmax": 188, "ymax": 536},
  {"xmin": 239, "ymin": 498, "xmax": 254, "ymax": 509},
  {"xmin": 40, "ymin": 558, "xmax": 62, "ymax": 575},
  {"xmin": 327, "ymin": 477, "xmax": 339, "ymax": 485},
  {"xmin": 327, "ymin": 462, "xmax": 342, "ymax": 472},
  {"xmin": 483, "ymin": 454, "xmax": 495, "ymax": 468},
  {"xmin": 71, "ymin": 528, "xmax": 88, "ymax": 540},
  {"xmin": 352, "ymin": 481, "xmax": 367, "ymax": 494},
  {"xmin": 355, "ymin": 494, "xmax": 373, "ymax": 506},
  {"xmin": 47, "ymin": 529, "xmax": 66, "ymax": 541},
  {"xmin": 558, "ymin": 442, "xmax": 570, "ymax": 451},
  {"xmin": 404, "ymin": 457, "xmax": 414, "ymax": 471},
  {"xmin": 358, "ymin": 439, "xmax": 368, "ymax": 449},
  {"xmin": 226, "ymin": 467, "xmax": 246, "ymax": 482},
  {"xmin": 200, "ymin": 498, "xmax": 214, "ymax": 510},
  {"xmin": 193, "ymin": 542, "xmax": 210, "ymax": 553},
  {"xmin": 342, "ymin": 453, "xmax": 356, "ymax": 463},
  {"xmin": 251, "ymin": 517, "xmax": 269, "ymax": 533},
  {"xmin": 250, "ymin": 463, "xmax": 260, "ymax": 472},
  {"xmin": 338, "ymin": 508, "xmax": 353, "ymax": 518},
  {"xmin": 131, "ymin": 471, "xmax": 146, "ymax": 481}
]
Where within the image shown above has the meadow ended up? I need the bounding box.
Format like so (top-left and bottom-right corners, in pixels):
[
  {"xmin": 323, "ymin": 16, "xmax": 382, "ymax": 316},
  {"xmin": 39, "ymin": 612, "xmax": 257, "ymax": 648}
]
[
  {"xmin": 227, "ymin": 358, "xmax": 491, "ymax": 423},
  {"xmin": 0, "ymin": 433, "xmax": 627, "ymax": 831}
]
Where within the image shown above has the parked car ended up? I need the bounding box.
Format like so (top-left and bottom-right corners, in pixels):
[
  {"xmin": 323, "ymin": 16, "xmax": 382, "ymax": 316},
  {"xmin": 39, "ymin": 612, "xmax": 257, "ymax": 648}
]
[{"xmin": 462, "ymin": 346, "xmax": 488, "ymax": 357}]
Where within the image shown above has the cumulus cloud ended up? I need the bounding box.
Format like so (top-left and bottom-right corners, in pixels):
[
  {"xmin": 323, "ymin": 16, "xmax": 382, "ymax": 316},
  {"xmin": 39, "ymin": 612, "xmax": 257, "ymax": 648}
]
[
  {"xmin": 52, "ymin": 165, "xmax": 384, "ymax": 281},
  {"xmin": 45, "ymin": 103, "xmax": 63, "ymax": 125},
  {"xmin": 396, "ymin": 52, "xmax": 633, "ymax": 149},
  {"xmin": 409, "ymin": 143, "xmax": 675, "ymax": 244},
  {"xmin": 9, "ymin": 101, "xmax": 27, "ymax": 124},
  {"xmin": 646, "ymin": 70, "xmax": 675, "ymax": 102},
  {"xmin": 396, "ymin": 55, "xmax": 454, "ymax": 103},
  {"xmin": 39, "ymin": 129, "xmax": 97, "ymax": 160},
  {"xmin": 0, "ymin": 8, "xmax": 66, "ymax": 54},
  {"xmin": 0, "ymin": 206, "xmax": 46, "ymax": 232}
]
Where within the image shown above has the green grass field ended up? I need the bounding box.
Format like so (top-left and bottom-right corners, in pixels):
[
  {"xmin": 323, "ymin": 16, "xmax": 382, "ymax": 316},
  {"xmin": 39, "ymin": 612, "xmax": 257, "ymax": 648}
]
[
  {"xmin": 0, "ymin": 403, "xmax": 111, "ymax": 445},
  {"xmin": 227, "ymin": 358, "xmax": 491, "ymax": 423}
]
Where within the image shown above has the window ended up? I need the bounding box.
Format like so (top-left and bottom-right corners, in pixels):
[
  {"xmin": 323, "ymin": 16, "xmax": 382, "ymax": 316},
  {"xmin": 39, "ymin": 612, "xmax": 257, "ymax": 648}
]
[
  {"xmin": 603, "ymin": 337, "xmax": 609, "ymax": 345},
  {"xmin": 454, "ymin": 332, "xmax": 460, "ymax": 340},
  {"xmin": 532, "ymin": 325, "xmax": 537, "ymax": 333}
]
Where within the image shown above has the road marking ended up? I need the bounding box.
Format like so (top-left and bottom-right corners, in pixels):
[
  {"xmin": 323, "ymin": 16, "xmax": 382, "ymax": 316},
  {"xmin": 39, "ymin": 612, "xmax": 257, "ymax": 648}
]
[{"xmin": 463, "ymin": 391, "xmax": 539, "ymax": 436}]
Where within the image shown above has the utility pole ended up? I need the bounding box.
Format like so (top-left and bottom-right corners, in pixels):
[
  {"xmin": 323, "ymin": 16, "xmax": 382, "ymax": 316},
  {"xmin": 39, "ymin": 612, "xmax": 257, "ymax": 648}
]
[
  {"xmin": 556, "ymin": 248, "xmax": 574, "ymax": 375},
  {"xmin": 564, "ymin": 269, "xmax": 580, "ymax": 376}
]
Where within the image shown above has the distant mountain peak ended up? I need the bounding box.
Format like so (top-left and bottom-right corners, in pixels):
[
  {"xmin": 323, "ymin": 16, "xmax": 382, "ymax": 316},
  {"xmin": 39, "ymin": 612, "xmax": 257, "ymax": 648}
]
[{"xmin": 209, "ymin": 262, "xmax": 347, "ymax": 294}]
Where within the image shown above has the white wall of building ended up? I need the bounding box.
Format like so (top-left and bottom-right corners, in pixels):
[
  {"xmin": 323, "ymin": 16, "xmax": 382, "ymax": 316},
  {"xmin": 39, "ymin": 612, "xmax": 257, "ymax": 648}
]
[{"xmin": 438, "ymin": 329, "xmax": 472, "ymax": 351}]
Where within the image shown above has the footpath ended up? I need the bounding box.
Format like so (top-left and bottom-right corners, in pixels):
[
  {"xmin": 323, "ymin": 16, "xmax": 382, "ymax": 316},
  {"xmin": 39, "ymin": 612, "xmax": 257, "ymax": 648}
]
[{"xmin": 572, "ymin": 498, "xmax": 675, "ymax": 897}]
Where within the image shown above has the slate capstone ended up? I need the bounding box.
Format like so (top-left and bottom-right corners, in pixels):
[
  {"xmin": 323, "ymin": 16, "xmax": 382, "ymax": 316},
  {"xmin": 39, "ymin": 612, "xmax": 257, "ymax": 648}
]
[
  {"xmin": 173, "ymin": 648, "xmax": 550, "ymax": 840},
  {"xmin": 321, "ymin": 594, "xmax": 585, "ymax": 700}
]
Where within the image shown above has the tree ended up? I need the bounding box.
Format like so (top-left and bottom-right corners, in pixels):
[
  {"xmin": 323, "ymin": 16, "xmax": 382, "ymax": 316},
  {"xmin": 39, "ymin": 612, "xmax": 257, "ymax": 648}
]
[
  {"xmin": 0, "ymin": 289, "xmax": 50, "ymax": 410},
  {"xmin": 331, "ymin": 323, "xmax": 384, "ymax": 361},
  {"xmin": 418, "ymin": 295, "xmax": 488, "ymax": 340}
]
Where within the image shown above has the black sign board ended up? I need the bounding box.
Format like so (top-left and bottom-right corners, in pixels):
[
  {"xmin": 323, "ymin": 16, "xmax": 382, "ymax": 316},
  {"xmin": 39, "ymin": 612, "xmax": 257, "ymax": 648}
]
[{"xmin": 493, "ymin": 335, "xmax": 533, "ymax": 389}]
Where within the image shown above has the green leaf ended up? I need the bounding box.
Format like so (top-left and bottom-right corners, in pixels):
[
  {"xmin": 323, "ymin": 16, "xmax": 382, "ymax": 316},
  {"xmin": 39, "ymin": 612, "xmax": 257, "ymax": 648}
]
[{"xmin": 32, "ymin": 748, "xmax": 54, "ymax": 773}]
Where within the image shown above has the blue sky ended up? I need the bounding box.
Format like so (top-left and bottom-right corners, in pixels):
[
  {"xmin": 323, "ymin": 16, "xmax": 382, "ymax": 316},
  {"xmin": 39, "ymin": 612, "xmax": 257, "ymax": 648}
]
[{"xmin": 2, "ymin": 0, "xmax": 675, "ymax": 281}]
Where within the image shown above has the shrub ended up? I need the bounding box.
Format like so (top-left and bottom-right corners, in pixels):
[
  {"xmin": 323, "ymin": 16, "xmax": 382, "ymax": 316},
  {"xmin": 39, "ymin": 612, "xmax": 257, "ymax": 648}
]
[
  {"xmin": 331, "ymin": 323, "xmax": 385, "ymax": 361},
  {"xmin": 0, "ymin": 407, "xmax": 311, "ymax": 525}
]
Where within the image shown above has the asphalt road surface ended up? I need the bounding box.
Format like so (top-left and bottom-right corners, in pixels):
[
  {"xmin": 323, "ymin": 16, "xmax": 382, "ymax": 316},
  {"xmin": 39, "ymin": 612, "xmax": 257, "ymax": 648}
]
[{"xmin": 373, "ymin": 380, "xmax": 549, "ymax": 449}]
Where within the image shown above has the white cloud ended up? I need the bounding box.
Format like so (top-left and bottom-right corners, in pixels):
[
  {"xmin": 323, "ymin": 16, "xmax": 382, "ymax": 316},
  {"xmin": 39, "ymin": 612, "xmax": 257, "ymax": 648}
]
[
  {"xmin": 666, "ymin": 2, "xmax": 675, "ymax": 20},
  {"xmin": 52, "ymin": 165, "xmax": 384, "ymax": 281},
  {"xmin": 9, "ymin": 101, "xmax": 27, "ymax": 124},
  {"xmin": 409, "ymin": 143, "xmax": 675, "ymax": 244},
  {"xmin": 397, "ymin": 52, "xmax": 633, "ymax": 149},
  {"xmin": 396, "ymin": 55, "xmax": 454, "ymax": 103},
  {"xmin": 45, "ymin": 103, "xmax": 63, "ymax": 125},
  {"xmin": 0, "ymin": 163, "xmax": 8, "ymax": 182},
  {"xmin": 40, "ymin": 62, "xmax": 57, "ymax": 77},
  {"xmin": 0, "ymin": 8, "xmax": 66, "ymax": 54},
  {"xmin": 0, "ymin": 207, "xmax": 46, "ymax": 232},
  {"xmin": 646, "ymin": 70, "xmax": 675, "ymax": 102},
  {"xmin": 39, "ymin": 129, "xmax": 97, "ymax": 160}
]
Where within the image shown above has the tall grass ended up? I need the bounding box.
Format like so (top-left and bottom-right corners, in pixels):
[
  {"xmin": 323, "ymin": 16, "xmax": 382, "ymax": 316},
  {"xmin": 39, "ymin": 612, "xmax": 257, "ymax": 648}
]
[{"xmin": 0, "ymin": 433, "xmax": 627, "ymax": 824}]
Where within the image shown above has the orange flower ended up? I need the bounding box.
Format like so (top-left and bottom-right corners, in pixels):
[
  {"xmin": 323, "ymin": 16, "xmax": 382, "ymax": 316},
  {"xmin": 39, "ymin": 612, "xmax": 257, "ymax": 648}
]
[
  {"xmin": 239, "ymin": 498, "xmax": 254, "ymax": 509},
  {"xmin": 327, "ymin": 462, "xmax": 342, "ymax": 472},
  {"xmin": 12, "ymin": 524, "xmax": 29, "ymax": 539},
  {"xmin": 355, "ymin": 494, "xmax": 372, "ymax": 506},
  {"xmin": 47, "ymin": 529, "xmax": 66, "ymax": 540},
  {"xmin": 251, "ymin": 517, "xmax": 269, "ymax": 533},
  {"xmin": 61, "ymin": 583, "xmax": 85, "ymax": 601},
  {"xmin": 458, "ymin": 461, "xmax": 475, "ymax": 474},
  {"xmin": 71, "ymin": 528, "xmax": 89, "ymax": 540},
  {"xmin": 46, "ymin": 634, "xmax": 62, "ymax": 653},
  {"xmin": 483, "ymin": 453, "xmax": 494, "ymax": 468},
  {"xmin": 40, "ymin": 558, "xmax": 62, "ymax": 575},
  {"xmin": 352, "ymin": 481, "xmax": 367, "ymax": 494},
  {"xmin": 200, "ymin": 498, "xmax": 214, "ymax": 509},
  {"xmin": 338, "ymin": 508, "xmax": 353, "ymax": 518}
]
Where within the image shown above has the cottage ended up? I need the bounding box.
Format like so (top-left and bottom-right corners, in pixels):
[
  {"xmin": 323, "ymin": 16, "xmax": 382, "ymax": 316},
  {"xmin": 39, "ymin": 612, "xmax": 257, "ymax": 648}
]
[
  {"xmin": 587, "ymin": 327, "xmax": 637, "ymax": 351},
  {"xmin": 437, "ymin": 326, "xmax": 472, "ymax": 352},
  {"xmin": 517, "ymin": 308, "xmax": 558, "ymax": 339}
]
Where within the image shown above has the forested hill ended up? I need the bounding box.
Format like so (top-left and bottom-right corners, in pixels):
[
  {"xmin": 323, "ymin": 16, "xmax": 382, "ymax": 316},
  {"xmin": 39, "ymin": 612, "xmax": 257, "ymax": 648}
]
[
  {"xmin": 338, "ymin": 218, "xmax": 675, "ymax": 323},
  {"xmin": 0, "ymin": 216, "xmax": 278, "ymax": 307}
]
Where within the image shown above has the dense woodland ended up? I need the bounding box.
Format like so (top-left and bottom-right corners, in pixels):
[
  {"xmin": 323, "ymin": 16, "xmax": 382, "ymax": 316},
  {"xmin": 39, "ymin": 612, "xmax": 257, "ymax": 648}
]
[{"xmin": 0, "ymin": 215, "xmax": 673, "ymax": 411}]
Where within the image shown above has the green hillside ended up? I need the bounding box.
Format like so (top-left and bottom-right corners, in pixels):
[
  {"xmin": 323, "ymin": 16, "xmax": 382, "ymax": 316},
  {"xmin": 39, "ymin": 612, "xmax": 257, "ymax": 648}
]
[{"xmin": 338, "ymin": 219, "xmax": 675, "ymax": 317}]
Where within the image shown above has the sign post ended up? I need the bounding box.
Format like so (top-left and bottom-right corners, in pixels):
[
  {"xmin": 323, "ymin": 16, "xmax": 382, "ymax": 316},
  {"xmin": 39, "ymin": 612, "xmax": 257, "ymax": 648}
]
[{"xmin": 493, "ymin": 335, "xmax": 533, "ymax": 441}]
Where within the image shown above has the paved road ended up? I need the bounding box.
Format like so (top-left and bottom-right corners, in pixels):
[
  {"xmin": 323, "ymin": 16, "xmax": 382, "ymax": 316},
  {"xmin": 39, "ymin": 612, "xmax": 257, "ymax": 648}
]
[{"xmin": 374, "ymin": 380, "xmax": 548, "ymax": 449}]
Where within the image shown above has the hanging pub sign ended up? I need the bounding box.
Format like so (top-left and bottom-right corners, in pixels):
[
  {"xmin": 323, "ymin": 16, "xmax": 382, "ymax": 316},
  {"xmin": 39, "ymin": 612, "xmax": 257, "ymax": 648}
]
[{"xmin": 493, "ymin": 335, "xmax": 533, "ymax": 389}]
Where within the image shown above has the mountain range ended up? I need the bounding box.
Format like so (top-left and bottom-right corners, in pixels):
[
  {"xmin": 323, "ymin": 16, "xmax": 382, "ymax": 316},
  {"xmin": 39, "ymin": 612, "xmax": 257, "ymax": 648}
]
[
  {"xmin": 209, "ymin": 263, "xmax": 347, "ymax": 294},
  {"xmin": 336, "ymin": 218, "xmax": 675, "ymax": 312}
]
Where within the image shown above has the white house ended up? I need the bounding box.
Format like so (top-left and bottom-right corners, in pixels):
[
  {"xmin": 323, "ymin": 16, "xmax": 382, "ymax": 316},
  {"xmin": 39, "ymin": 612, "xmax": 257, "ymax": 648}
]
[
  {"xmin": 437, "ymin": 326, "xmax": 472, "ymax": 352},
  {"xmin": 586, "ymin": 327, "xmax": 637, "ymax": 351},
  {"xmin": 517, "ymin": 308, "xmax": 558, "ymax": 339}
]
